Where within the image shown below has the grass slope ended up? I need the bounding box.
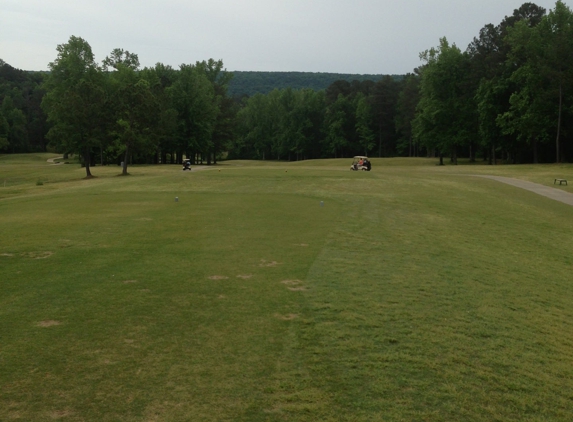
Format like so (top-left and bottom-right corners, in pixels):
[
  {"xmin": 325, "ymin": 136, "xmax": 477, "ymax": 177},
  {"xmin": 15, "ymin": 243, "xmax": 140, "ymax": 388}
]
[{"xmin": 1, "ymin": 155, "xmax": 573, "ymax": 421}]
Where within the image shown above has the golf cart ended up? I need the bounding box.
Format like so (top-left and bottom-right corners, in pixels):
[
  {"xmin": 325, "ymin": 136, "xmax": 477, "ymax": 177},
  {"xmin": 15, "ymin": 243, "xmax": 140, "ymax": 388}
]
[
  {"xmin": 182, "ymin": 159, "xmax": 192, "ymax": 171},
  {"xmin": 350, "ymin": 156, "xmax": 371, "ymax": 171}
]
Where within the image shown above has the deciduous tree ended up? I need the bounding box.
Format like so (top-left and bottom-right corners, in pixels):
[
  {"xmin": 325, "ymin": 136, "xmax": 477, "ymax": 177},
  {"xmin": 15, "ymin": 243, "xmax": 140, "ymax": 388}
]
[{"xmin": 42, "ymin": 36, "xmax": 106, "ymax": 177}]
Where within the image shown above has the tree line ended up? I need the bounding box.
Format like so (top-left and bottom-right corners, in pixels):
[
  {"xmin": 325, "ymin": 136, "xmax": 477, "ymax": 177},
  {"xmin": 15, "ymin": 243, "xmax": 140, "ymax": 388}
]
[
  {"xmin": 232, "ymin": 1, "xmax": 573, "ymax": 164},
  {"xmin": 228, "ymin": 71, "xmax": 398, "ymax": 97},
  {"xmin": 1, "ymin": 1, "xmax": 572, "ymax": 168},
  {"xmin": 38, "ymin": 36, "xmax": 238, "ymax": 177},
  {"xmin": 230, "ymin": 76, "xmax": 408, "ymax": 160},
  {"xmin": 414, "ymin": 1, "xmax": 573, "ymax": 164},
  {"xmin": 0, "ymin": 60, "xmax": 46, "ymax": 153}
]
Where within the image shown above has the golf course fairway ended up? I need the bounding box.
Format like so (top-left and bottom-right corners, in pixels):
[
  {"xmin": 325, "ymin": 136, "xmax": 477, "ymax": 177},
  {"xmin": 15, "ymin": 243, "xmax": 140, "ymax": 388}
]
[{"xmin": 1, "ymin": 154, "xmax": 573, "ymax": 421}]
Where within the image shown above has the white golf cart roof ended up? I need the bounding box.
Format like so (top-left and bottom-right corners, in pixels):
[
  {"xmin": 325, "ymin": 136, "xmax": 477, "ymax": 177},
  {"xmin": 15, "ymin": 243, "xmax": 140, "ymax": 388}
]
[{"xmin": 353, "ymin": 156, "xmax": 369, "ymax": 159}]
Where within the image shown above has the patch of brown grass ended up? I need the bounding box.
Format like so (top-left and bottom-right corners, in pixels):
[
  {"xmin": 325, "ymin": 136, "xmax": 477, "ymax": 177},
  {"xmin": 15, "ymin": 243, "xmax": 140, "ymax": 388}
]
[
  {"xmin": 259, "ymin": 259, "xmax": 280, "ymax": 267},
  {"xmin": 123, "ymin": 280, "xmax": 138, "ymax": 284},
  {"xmin": 236, "ymin": 274, "xmax": 253, "ymax": 279},
  {"xmin": 208, "ymin": 275, "xmax": 229, "ymax": 280},
  {"xmin": 281, "ymin": 279, "xmax": 304, "ymax": 285},
  {"xmin": 281, "ymin": 279, "xmax": 307, "ymax": 291},
  {"xmin": 21, "ymin": 251, "xmax": 53, "ymax": 259},
  {"xmin": 49, "ymin": 410, "xmax": 73, "ymax": 419},
  {"xmin": 275, "ymin": 313, "xmax": 299, "ymax": 320},
  {"xmin": 36, "ymin": 320, "xmax": 61, "ymax": 328}
]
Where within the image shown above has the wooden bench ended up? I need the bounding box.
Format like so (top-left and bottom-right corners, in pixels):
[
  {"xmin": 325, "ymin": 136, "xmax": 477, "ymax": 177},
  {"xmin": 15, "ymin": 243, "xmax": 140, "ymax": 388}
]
[{"xmin": 554, "ymin": 179, "xmax": 568, "ymax": 185}]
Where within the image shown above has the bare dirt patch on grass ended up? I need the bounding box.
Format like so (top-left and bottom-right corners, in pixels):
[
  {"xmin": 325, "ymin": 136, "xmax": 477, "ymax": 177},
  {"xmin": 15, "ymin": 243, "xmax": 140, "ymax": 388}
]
[
  {"xmin": 49, "ymin": 410, "xmax": 73, "ymax": 419},
  {"xmin": 209, "ymin": 275, "xmax": 229, "ymax": 280},
  {"xmin": 275, "ymin": 313, "xmax": 299, "ymax": 320},
  {"xmin": 259, "ymin": 259, "xmax": 280, "ymax": 267},
  {"xmin": 296, "ymin": 244, "xmax": 309, "ymax": 247},
  {"xmin": 281, "ymin": 280, "xmax": 307, "ymax": 291},
  {"xmin": 236, "ymin": 274, "xmax": 253, "ymax": 279},
  {"xmin": 21, "ymin": 251, "xmax": 53, "ymax": 259},
  {"xmin": 281, "ymin": 279, "xmax": 304, "ymax": 286},
  {"xmin": 123, "ymin": 280, "xmax": 138, "ymax": 284},
  {"xmin": 0, "ymin": 253, "xmax": 14, "ymax": 257},
  {"xmin": 37, "ymin": 320, "xmax": 61, "ymax": 328}
]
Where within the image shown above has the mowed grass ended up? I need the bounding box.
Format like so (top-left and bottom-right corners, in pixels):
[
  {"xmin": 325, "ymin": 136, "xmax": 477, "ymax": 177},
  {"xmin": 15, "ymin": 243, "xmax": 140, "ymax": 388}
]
[{"xmin": 1, "ymin": 154, "xmax": 573, "ymax": 421}]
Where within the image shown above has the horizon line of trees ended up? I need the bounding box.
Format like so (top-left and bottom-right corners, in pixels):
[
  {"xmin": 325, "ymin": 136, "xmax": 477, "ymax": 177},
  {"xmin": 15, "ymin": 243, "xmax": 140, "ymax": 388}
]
[
  {"xmin": 414, "ymin": 0, "xmax": 573, "ymax": 165},
  {"xmin": 227, "ymin": 71, "xmax": 402, "ymax": 97},
  {"xmin": 1, "ymin": 1, "xmax": 573, "ymax": 169},
  {"xmin": 231, "ymin": 1, "xmax": 573, "ymax": 164}
]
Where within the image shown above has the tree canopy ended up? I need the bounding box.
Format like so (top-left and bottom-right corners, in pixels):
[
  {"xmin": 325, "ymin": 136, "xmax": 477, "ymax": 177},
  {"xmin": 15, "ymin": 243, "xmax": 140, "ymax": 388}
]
[{"xmin": 5, "ymin": 2, "xmax": 573, "ymax": 166}]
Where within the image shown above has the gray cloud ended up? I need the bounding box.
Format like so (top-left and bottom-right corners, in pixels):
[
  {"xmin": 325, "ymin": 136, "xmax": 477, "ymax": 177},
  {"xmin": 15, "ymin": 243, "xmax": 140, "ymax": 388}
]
[{"xmin": 0, "ymin": 0, "xmax": 560, "ymax": 73}]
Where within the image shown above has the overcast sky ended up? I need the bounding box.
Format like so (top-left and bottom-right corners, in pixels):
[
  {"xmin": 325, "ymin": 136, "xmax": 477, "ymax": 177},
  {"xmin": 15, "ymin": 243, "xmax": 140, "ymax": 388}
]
[{"xmin": 1, "ymin": 0, "xmax": 561, "ymax": 74}]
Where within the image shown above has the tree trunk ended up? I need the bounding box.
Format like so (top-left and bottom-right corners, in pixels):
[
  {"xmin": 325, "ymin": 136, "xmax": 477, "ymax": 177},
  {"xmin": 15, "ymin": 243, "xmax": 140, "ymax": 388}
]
[
  {"xmin": 122, "ymin": 145, "xmax": 129, "ymax": 175},
  {"xmin": 84, "ymin": 147, "xmax": 92, "ymax": 177},
  {"xmin": 409, "ymin": 136, "xmax": 412, "ymax": 157},
  {"xmin": 378, "ymin": 120, "xmax": 382, "ymax": 158},
  {"xmin": 556, "ymin": 82, "xmax": 562, "ymax": 163},
  {"xmin": 533, "ymin": 137, "xmax": 538, "ymax": 164},
  {"xmin": 439, "ymin": 152, "xmax": 444, "ymax": 166}
]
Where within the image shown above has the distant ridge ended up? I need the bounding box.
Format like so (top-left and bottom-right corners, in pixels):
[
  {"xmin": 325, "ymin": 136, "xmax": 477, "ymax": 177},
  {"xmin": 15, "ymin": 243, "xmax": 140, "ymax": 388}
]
[{"xmin": 228, "ymin": 71, "xmax": 403, "ymax": 97}]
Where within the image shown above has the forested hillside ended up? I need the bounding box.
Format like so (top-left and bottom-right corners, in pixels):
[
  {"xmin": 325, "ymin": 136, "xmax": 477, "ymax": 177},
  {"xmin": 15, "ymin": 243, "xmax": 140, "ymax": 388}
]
[{"xmin": 227, "ymin": 71, "xmax": 398, "ymax": 97}]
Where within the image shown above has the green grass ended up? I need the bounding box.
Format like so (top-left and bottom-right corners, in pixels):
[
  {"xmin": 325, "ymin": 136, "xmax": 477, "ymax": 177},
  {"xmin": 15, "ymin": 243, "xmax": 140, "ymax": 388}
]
[{"xmin": 1, "ymin": 155, "xmax": 573, "ymax": 421}]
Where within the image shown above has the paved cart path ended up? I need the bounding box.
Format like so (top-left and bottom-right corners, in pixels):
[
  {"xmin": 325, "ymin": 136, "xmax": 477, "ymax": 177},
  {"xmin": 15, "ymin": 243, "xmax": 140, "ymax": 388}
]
[
  {"xmin": 46, "ymin": 157, "xmax": 63, "ymax": 165},
  {"xmin": 475, "ymin": 175, "xmax": 573, "ymax": 206}
]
